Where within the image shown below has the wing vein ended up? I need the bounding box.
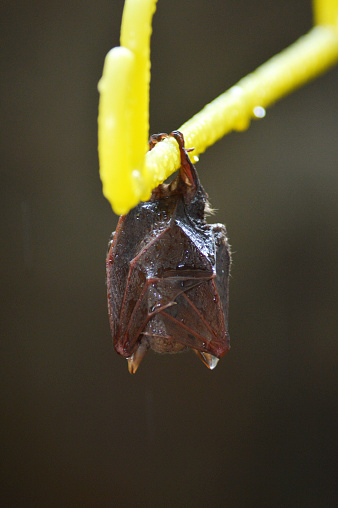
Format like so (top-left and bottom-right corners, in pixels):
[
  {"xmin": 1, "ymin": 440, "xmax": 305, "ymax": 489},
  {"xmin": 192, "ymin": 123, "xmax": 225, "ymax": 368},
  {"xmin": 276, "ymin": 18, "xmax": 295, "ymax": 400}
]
[
  {"xmin": 180, "ymin": 290, "xmax": 223, "ymax": 340},
  {"xmin": 159, "ymin": 309, "xmax": 211, "ymax": 344}
]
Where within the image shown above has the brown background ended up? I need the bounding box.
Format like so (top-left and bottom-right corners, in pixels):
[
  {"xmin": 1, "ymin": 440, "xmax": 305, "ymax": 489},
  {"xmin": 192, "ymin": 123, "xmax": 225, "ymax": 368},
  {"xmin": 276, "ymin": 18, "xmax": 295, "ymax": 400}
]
[{"xmin": 1, "ymin": 1, "xmax": 337, "ymax": 506}]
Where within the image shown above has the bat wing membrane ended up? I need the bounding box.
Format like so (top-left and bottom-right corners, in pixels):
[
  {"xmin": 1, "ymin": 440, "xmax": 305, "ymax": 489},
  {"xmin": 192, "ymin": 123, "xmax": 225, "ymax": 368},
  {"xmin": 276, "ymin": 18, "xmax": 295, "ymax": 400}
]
[{"xmin": 115, "ymin": 223, "xmax": 214, "ymax": 355}]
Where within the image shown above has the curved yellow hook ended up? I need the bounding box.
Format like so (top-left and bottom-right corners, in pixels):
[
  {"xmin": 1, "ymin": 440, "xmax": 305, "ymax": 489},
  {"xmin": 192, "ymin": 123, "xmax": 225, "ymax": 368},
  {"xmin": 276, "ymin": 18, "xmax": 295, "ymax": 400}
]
[
  {"xmin": 98, "ymin": 0, "xmax": 158, "ymax": 215},
  {"xmin": 98, "ymin": 0, "xmax": 338, "ymax": 216}
]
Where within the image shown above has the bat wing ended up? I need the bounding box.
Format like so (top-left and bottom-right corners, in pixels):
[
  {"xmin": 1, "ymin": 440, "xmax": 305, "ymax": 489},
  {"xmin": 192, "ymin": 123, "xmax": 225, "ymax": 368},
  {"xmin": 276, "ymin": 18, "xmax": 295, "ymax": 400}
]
[
  {"xmin": 106, "ymin": 203, "xmax": 170, "ymax": 341},
  {"xmin": 149, "ymin": 281, "xmax": 228, "ymax": 358},
  {"xmin": 114, "ymin": 221, "xmax": 215, "ymax": 356},
  {"xmin": 146, "ymin": 223, "xmax": 230, "ymax": 358},
  {"xmin": 114, "ymin": 221, "xmax": 230, "ymax": 359}
]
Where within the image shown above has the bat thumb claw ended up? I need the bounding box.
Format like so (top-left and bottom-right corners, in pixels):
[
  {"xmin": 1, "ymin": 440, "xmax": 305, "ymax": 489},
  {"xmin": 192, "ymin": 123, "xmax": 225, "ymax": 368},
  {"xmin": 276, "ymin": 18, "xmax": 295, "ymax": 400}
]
[
  {"xmin": 127, "ymin": 342, "xmax": 148, "ymax": 374},
  {"xmin": 193, "ymin": 350, "xmax": 219, "ymax": 370}
]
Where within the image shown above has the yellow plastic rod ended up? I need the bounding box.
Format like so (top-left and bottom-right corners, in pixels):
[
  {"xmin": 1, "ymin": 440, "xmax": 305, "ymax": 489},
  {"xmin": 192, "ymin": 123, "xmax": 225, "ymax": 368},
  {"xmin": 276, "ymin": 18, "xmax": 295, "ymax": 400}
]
[
  {"xmin": 98, "ymin": 0, "xmax": 157, "ymax": 215},
  {"xmin": 313, "ymin": 0, "xmax": 338, "ymax": 26},
  {"xmin": 98, "ymin": 0, "xmax": 338, "ymax": 215},
  {"xmin": 147, "ymin": 25, "xmax": 338, "ymax": 191}
]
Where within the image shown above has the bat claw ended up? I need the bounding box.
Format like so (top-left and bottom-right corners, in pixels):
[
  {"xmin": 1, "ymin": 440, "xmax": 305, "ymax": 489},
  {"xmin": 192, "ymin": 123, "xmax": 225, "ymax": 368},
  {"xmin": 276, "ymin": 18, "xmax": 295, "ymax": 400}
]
[
  {"xmin": 126, "ymin": 342, "xmax": 148, "ymax": 374},
  {"xmin": 193, "ymin": 349, "xmax": 219, "ymax": 370}
]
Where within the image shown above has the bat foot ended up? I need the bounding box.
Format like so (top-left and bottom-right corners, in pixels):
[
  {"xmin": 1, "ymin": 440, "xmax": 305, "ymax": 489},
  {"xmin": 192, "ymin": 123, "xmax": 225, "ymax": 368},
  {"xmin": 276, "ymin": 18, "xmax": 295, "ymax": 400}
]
[
  {"xmin": 126, "ymin": 342, "xmax": 148, "ymax": 374},
  {"xmin": 193, "ymin": 349, "xmax": 219, "ymax": 370}
]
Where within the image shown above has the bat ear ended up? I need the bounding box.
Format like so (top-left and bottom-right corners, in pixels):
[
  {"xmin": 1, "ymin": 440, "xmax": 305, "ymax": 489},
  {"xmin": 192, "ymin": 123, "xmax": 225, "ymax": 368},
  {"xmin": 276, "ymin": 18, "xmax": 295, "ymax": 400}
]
[
  {"xmin": 127, "ymin": 341, "xmax": 148, "ymax": 374},
  {"xmin": 193, "ymin": 349, "xmax": 219, "ymax": 370}
]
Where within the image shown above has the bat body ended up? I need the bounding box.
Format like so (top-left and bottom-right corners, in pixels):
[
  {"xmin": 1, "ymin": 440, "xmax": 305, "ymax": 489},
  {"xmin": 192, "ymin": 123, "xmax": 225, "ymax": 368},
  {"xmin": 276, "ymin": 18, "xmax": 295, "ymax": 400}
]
[{"xmin": 106, "ymin": 132, "xmax": 231, "ymax": 372}]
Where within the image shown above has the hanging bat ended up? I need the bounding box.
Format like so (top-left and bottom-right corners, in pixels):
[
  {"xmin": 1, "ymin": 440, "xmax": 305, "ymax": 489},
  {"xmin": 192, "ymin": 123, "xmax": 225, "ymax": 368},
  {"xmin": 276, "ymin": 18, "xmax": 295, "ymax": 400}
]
[{"xmin": 106, "ymin": 131, "xmax": 231, "ymax": 373}]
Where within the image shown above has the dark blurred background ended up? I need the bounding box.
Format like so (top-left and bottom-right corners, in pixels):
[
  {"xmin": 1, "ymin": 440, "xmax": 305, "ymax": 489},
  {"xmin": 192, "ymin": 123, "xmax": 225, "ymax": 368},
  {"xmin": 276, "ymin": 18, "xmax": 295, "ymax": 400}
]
[{"xmin": 1, "ymin": 1, "xmax": 337, "ymax": 506}]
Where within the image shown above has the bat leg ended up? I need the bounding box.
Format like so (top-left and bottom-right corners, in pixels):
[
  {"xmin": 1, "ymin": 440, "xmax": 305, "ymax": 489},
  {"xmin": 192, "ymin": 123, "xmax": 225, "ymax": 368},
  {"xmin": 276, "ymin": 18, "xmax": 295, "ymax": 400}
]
[
  {"xmin": 149, "ymin": 132, "xmax": 168, "ymax": 150},
  {"xmin": 169, "ymin": 131, "xmax": 196, "ymax": 188},
  {"xmin": 126, "ymin": 341, "xmax": 148, "ymax": 374},
  {"xmin": 193, "ymin": 349, "xmax": 219, "ymax": 370}
]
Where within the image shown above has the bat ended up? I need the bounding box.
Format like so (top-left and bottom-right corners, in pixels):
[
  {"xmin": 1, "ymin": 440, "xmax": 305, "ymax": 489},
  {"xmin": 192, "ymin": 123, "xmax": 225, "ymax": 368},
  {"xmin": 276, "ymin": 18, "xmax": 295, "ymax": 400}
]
[{"xmin": 106, "ymin": 131, "xmax": 231, "ymax": 373}]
